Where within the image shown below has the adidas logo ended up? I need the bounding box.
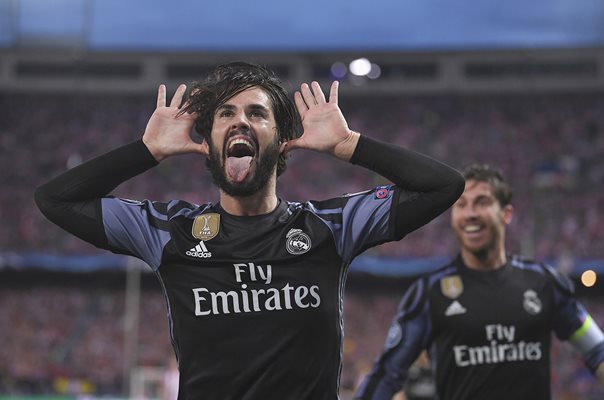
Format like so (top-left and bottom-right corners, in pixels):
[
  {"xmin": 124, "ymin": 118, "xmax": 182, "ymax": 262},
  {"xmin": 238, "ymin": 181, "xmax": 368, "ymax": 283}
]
[
  {"xmin": 186, "ymin": 241, "xmax": 212, "ymax": 258},
  {"xmin": 445, "ymin": 300, "xmax": 467, "ymax": 316}
]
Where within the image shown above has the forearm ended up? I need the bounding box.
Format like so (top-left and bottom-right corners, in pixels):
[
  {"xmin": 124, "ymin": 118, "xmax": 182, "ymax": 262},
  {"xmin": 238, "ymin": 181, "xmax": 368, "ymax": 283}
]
[
  {"xmin": 350, "ymin": 135, "xmax": 464, "ymax": 237},
  {"xmin": 350, "ymin": 135, "xmax": 462, "ymax": 193},
  {"xmin": 36, "ymin": 140, "xmax": 157, "ymax": 202},
  {"xmin": 355, "ymin": 372, "xmax": 404, "ymax": 400},
  {"xmin": 34, "ymin": 140, "xmax": 158, "ymax": 246}
]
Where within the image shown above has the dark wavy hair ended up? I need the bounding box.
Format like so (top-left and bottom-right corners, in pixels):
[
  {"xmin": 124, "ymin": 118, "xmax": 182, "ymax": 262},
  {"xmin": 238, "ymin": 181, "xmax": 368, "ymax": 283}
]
[
  {"xmin": 181, "ymin": 62, "xmax": 301, "ymax": 177},
  {"xmin": 462, "ymin": 163, "xmax": 513, "ymax": 207}
]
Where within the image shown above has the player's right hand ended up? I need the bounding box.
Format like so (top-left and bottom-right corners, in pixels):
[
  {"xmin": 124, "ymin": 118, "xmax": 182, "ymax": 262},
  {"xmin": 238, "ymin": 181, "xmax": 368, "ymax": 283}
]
[{"xmin": 142, "ymin": 84, "xmax": 207, "ymax": 162}]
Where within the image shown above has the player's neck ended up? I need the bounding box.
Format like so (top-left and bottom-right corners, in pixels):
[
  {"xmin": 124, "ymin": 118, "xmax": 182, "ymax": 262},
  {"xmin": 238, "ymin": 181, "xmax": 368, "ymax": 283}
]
[
  {"xmin": 461, "ymin": 246, "xmax": 507, "ymax": 271},
  {"xmin": 218, "ymin": 179, "xmax": 279, "ymax": 216}
]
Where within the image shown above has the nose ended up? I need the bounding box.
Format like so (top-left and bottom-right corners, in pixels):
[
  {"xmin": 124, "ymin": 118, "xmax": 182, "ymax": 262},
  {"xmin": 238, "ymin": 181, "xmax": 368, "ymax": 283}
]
[
  {"xmin": 463, "ymin": 204, "xmax": 479, "ymax": 219},
  {"xmin": 231, "ymin": 111, "xmax": 250, "ymax": 131},
  {"xmin": 454, "ymin": 203, "xmax": 476, "ymax": 221}
]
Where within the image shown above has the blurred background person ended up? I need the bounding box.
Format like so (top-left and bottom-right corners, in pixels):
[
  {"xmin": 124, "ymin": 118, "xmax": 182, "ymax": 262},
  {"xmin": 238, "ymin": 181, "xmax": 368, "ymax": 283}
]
[{"xmin": 355, "ymin": 164, "xmax": 604, "ymax": 400}]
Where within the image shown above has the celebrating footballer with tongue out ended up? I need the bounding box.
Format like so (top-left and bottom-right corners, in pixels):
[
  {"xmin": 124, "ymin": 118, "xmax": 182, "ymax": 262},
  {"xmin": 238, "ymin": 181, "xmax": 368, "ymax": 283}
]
[
  {"xmin": 35, "ymin": 62, "xmax": 465, "ymax": 399},
  {"xmin": 204, "ymin": 88, "xmax": 284, "ymax": 198}
]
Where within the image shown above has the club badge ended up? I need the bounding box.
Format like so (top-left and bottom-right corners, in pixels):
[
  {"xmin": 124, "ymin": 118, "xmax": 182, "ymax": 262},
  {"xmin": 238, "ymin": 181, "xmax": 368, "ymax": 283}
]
[
  {"xmin": 440, "ymin": 276, "xmax": 464, "ymax": 299},
  {"xmin": 523, "ymin": 290, "xmax": 542, "ymax": 315},
  {"xmin": 285, "ymin": 228, "xmax": 312, "ymax": 255},
  {"xmin": 192, "ymin": 213, "xmax": 220, "ymax": 241}
]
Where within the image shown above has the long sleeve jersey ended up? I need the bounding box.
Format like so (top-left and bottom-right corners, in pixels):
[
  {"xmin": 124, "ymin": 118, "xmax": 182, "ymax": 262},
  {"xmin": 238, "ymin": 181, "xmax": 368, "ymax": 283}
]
[
  {"xmin": 356, "ymin": 255, "xmax": 604, "ymax": 400},
  {"xmin": 35, "ymin": 135, "xmax": 464, "ymax": 400}
]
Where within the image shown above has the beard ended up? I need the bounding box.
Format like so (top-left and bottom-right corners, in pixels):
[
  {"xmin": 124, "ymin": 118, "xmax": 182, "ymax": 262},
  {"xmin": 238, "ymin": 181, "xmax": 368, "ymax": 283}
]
[
  {"xmin": 206, "ymin": 134, "xmax": 281, "ymax": 197},
  {"xmin": 459, "ymin": 222, "xmax": 502, "ymax": 260}
]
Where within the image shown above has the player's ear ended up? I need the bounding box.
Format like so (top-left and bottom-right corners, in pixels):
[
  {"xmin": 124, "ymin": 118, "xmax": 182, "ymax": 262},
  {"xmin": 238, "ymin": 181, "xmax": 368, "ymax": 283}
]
[
  {"xmin": 502, "ymin": 204, "xmax": 513, "ymax": 225},
  {"xmin": 279, "ymin": 139, "xmax": 288, "ymax": 154},
  {"xmin": 200, "ymin": 139, "xmax": 210, "ymax": 156}
]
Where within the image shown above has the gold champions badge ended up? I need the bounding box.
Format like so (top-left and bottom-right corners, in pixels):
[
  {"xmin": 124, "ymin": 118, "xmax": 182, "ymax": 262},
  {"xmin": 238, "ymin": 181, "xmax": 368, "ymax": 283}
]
[
  {"xmin": 192, "ymin": 213, "xmax": 220, "ymax": 241},
  {"xmin": 440, "ymin": 275, "xmax": 464, "ymax": 299}
]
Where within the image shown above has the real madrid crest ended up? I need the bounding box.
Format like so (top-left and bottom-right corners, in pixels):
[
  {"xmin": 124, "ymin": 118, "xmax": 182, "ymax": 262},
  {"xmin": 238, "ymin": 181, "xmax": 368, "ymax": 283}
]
[
  {"xmin": 440, "ymin": 275, "xmax": 464, "ymax": 299},
  {"xmin": 192, "ymin": 213, "xmax": 220, "ymax": 241},
  {"xmin": 285, "ymin": 228, "xmax": 312, "ymax": 255},
  {"xmin": 523, "ymin": 289, "xmax": 542, "ymax": 315}
]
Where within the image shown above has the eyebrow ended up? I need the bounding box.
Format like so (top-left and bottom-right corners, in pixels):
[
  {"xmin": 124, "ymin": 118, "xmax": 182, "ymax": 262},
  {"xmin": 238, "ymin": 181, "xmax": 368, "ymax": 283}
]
[
  {"xmin": 216, "ymin": 104, "xmax": 236, "ymax": 113},
  {"xmin": 473, "ymin": 194, "xmax": 494, "ymax": 202},
  {"xmin": 248, "ymin": 104, "xmax": 270, "ymax": 113},
  {"xmin": 216, "ymin": 103, "xmax": 270, "ymax": 112},
  {"xmin": 457, "ymin": 192, "xmax": 493, "ymax": 203}
]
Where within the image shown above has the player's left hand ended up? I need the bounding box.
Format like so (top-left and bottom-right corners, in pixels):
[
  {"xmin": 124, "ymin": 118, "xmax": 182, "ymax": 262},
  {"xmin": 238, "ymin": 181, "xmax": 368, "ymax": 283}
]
[{"xmin": 285, "ymin": 81, "xmax": 359, "ymax": 161}]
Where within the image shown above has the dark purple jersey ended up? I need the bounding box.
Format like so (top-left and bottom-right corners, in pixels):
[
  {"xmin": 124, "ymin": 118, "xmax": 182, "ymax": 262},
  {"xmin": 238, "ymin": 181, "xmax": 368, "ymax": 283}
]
[
  {"xmin": 356, "ymin": 255, "xmax": 604, "ymax": 400},
  {"xmin": 35, "ymin": 137, "xmax": 464, "ymax": 400},
  {"xmin": 102, "ymin": 191, "xmax": 396, "ymax": 399}
]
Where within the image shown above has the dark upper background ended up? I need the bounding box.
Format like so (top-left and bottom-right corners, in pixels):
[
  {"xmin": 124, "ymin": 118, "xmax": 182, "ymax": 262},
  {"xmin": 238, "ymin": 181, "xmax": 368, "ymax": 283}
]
[{"xmin": 1, "ymin": 0, "xmax": 603, "ymax": 51}]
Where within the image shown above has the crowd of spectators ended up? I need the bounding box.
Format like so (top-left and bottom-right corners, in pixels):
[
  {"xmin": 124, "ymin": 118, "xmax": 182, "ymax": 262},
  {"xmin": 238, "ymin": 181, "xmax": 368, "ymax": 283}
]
[
  {"xmin": 2, "ymin": 91, "xmax": 604, "ymax": 262},
  {"xmin": 0, "ymin": 280, "xmax": 603, "ymax": 399},
  {"xmin": 1, "ymin": 89, "xmax": 604, "ymax": 398}
]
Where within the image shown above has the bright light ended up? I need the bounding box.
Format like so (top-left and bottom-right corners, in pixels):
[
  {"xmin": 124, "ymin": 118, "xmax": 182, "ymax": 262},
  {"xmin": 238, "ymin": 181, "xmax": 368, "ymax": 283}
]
[
  {"xmin": 349, "ymin": 58, "xmax": 372, "ymax": 76},
  {"xmin": 581, "ymin": 270, "xmax": 597, "ymax": 287},
  {"xmin": 330, "ymin": 62, "xmax": 347, "ymax": 79},
  {"xmin": 367, "ymin": 63, "xmax": 382, "ymax": 79}
]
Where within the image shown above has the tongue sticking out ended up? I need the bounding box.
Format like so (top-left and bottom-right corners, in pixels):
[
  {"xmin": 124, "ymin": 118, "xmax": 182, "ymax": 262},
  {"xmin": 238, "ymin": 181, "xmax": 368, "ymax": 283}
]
[{"xmin": 226, "ymin": 156, "xmax": 253, "ymax": 183}]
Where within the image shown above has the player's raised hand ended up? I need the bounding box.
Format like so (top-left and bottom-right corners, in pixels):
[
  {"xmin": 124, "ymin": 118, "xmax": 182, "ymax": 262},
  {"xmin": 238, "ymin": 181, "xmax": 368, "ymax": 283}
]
[
  {"xmin": 142, "ymin": 84, "xmax": 207, "ymax": 162},
  {"xmin": 285, "ymin": 81, "xmax": 359, "ymax": 161}
]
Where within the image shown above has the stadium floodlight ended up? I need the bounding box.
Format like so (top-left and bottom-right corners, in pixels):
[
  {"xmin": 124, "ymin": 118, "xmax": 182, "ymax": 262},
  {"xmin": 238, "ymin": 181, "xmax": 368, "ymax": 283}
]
[
  {"xmin": 349, "ymin": 58, "xmax": 372, "ymax": 76},
  {"xmin": 581, "ymin": 269, "xmax": 597, "ymax": 288}
]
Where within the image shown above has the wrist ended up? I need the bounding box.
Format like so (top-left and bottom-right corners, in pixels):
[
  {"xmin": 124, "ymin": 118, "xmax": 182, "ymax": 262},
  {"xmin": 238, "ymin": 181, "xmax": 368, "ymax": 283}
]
[
  {"xmin": 142, "ymin": 137, "xmax": 166, "ymax": 162},
  {"xmin": 334, "ymin": 130, "xmax": 360, "ymax": 162}
]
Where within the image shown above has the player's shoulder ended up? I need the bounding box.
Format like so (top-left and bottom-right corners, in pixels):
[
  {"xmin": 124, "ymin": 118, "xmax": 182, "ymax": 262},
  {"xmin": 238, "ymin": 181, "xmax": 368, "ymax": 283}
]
[
  {"xmin": 395, "ymin": 260, "xmax": 459, "ymax": 311},
  {"xmin": 343, "ymin": 185, "xmax": 396, "ymax": 201},
  {"xmin": 506, "ymin": 254, "xmax": 547, "ymax": 273},
  {"xmin": 295, "ymin": 185, "xmax": 397, "ymax": 212},
  {"xmin": 161, "ymin": 200, "xmax": 212, "ymax": 220},
  {"xmin": 111, "ymin": 197, "xmax": 204, "ymax": 218},
  {"xmin": 291, "ymin": 198, "xmax": 345, "ymax": 214},
  {"xmin": 508, "ymin": 254, "xmax": 575, "ymax": 294},
  {"xmin": 394, "ymin": 260, "xmax": 457, "ymax": 317},
  {"xmin": 423, "ymin": 258, "xmax": 460, "ymax": 288},
  {"xmin": 508, "ymin": 254, "xmax": 556, "ymax": 277}
]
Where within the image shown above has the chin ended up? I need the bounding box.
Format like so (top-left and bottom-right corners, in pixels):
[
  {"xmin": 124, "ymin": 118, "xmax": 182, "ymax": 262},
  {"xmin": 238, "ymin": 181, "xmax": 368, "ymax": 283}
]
[{"xmin": 466, "ymin": 243, "xmax": 494, "ymax": 258}]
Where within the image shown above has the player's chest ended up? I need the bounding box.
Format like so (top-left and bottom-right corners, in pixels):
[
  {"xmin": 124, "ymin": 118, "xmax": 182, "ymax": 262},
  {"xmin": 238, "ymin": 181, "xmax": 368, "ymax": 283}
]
[
  {"xmin": 165, "ymin": 212, "xmax": 337, "ymax": 264},
  {"xmin": 159, "ymin": 214, "xmax": 343, "ymax": 296},
  {"xmin": 430, "ymin": 274, "xmax": 553, "ymax": 340}
]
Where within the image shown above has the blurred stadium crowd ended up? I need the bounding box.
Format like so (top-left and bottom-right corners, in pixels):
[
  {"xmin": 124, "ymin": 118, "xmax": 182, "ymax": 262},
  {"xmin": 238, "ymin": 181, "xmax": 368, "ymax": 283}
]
[
  {"xmin": 1, "ymin": 90, "xmax": 604, "ymax": 398},
  {"xmin": 2, "ymin": 91, "xmax": 604, "ymax": 261},
  {"xmin": 0, "ymin": 284, "xmax": 603, "ymax": 399}
]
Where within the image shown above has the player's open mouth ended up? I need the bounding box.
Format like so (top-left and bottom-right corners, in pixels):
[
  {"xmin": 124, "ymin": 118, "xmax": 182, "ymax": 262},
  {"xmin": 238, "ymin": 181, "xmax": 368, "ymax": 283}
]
[{"xmin": 225, "ymin": 136, "xmax": 257, "ymax": 183}]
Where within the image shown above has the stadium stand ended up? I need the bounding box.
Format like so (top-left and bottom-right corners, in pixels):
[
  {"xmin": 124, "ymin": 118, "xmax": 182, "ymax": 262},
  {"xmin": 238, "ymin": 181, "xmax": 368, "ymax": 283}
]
[{"xmin": 2, "ymin": 87, "xmax": 604, "ymax": 399}]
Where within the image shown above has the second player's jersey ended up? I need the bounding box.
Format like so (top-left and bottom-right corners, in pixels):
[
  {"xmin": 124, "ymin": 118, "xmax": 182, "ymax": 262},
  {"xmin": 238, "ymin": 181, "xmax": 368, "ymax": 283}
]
[
  {"xmin": 357, "ymin": 255, "xmax": 594, "ymax": 400},
  {"xmin": 100, "ymin": 186, "xmax": 398, "ymax": 400}
]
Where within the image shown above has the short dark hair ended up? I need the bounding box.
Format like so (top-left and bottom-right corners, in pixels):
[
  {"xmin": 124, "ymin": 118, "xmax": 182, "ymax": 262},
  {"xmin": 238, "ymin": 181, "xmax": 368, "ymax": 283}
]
[
  {"xmin": 461, "ymin": 163, "xmax": 513, "ymax": 207},
  {"xmin": 181, "ymin": 62, "xmax": 301, "ymax": 176}
]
